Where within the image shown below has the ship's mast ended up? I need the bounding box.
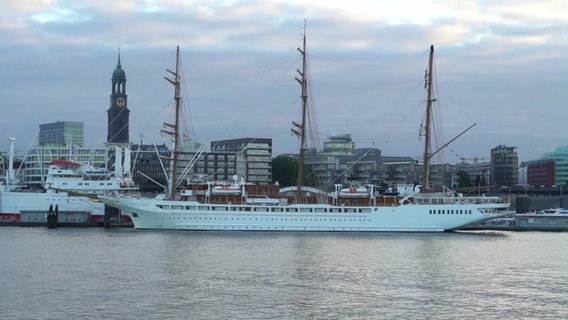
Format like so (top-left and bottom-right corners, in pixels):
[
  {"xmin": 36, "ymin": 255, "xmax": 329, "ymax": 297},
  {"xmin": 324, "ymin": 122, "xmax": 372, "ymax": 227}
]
[
  {"xmin": 421, "ymin": 45, "xmax": 476, "ymax": 192},
  {"xmin": 292, "ymin": 22, "xmax": 308, "ymax": 196},
  {"xmin": 163, "ymin": 46, "xmax": 182, "ymax": 200},
  {"xmin": 422, "ymin": 45, "xmax": 434, "ymax": 192}
]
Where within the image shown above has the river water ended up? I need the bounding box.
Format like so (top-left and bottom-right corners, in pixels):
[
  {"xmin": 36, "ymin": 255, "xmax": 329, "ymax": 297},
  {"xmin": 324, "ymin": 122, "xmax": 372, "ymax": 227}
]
[{"xmin": 1, "ymin": 227, "xmax": 566, "ymax": 319}]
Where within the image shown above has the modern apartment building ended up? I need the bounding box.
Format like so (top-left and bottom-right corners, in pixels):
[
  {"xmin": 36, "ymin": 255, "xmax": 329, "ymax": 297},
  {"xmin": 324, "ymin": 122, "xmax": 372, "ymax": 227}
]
[
  {"xmin": 39, "ymin": 121, "xmax": 84, "ymax": 147},
  {"xmin": 490, "ymin": 145, "xmax": 519, "ymax": 187},
  {"xmin": 210, "ymin": 138, "xmax": 272, "ymax": 184}
]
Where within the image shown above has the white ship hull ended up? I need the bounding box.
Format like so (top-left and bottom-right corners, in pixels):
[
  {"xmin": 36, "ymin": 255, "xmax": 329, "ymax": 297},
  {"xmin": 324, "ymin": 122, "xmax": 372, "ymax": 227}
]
[{"xmin": 101, "ymin": 197, "xmax": 509, "ymax": 232}]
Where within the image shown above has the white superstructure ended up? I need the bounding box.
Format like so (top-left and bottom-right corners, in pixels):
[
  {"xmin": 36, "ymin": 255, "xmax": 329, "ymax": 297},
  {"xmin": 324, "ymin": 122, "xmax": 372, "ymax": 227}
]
[
  {"xmin": 1, "ymin": 140, "xmax": 137, "ymax": 224},
  {"xmin": 102, "ymin": 189, "xmax": 510, "ymax": 231},
  {"xmin": 44, "ymin": 147, "xmax": 137, "ymax": 195}
]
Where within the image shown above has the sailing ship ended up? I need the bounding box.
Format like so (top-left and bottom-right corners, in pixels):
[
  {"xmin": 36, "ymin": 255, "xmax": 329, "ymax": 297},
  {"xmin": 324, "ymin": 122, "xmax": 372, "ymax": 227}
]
[{"xmin": 100, "ymin": 35, "xmax": 510, "ymax": 232}]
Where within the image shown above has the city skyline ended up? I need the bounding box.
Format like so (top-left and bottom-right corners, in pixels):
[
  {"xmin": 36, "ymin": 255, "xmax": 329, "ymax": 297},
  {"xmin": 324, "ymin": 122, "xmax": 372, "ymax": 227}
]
[{"xmin": 1, "ymin": 1, "xmax": 566, "ymax": 162}]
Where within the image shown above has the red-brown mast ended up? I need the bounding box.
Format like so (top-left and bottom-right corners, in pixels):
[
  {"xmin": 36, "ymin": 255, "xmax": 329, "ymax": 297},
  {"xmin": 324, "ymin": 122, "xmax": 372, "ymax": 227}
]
[
  {"xmin": 422, "ymin": 45, "xmax": 434, "ymax": 192},
  {"xmin": 163, "ymin": 46, "xmax": 182, "ymax": 200},
  {"xmin": 292, "ymin": 22, "xmax": 308, "ymax": 196}
]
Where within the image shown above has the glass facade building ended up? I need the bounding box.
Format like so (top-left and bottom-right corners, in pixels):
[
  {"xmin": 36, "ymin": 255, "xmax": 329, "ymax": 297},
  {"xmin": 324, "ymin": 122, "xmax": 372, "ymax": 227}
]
[{"xmin": 39, "ymin": 121, "xmax": 84, "ymax": 147}]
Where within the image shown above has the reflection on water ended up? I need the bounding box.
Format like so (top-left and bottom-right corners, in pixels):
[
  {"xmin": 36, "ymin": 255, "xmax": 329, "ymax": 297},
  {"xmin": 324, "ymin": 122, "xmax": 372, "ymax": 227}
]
[{"xmin": 1, "ymin": 228, "xmax": 567, "ymax": 319}]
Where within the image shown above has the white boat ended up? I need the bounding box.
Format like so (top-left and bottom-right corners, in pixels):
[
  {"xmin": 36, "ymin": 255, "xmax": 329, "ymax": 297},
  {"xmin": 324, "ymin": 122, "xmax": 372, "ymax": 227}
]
[
  {"xmin": 210, "ymin": 176, "xmax": 244, "ymax": 195},
  {"xmin": 537, "ymin": 208, "xmax": 568, "ymax": 215},
  {"xmin": 514, "ymin": 207, "xmax": 568, "ymax": 231},
  {"xmin": 100, "ymin": 39, "xmax": 510, "ymax": 232},
  {"xmin": 0, "ymin": 141, "xmax": 137, "ymax": 224},
  {"xmin": 338, "ymin": 186, "xmax": 369, "ymax": 198},
  {"xmin": 211, "ymin": 185, "xmax": 242, "ymax": 195},
  {"xmin": 45, "ymin": 146, "xmax": 138, "ymax": 196}
]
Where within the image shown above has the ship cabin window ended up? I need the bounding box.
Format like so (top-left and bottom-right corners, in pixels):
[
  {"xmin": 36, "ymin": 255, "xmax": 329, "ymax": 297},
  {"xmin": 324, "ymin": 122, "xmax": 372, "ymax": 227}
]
[
  {"xmin": 271, "ymin": 208, "xmax": 283, "ymax": 212},
  {"xmin": 198, "ymin": 206, "xmax": 209, "ymax": 210},
  {"xmin": 213, "ymin": 206, "xmax": 227, "ymax": 211},
  {"xmin": 300, "ymin": 208, "xmax": 311, "ymax": 213},
  {"xmin": 185, "ymin": 206, "xmax": 196, "ymax": 210},
  {"xmin": 287, "ymin": 208, "xmax": 298, "ymax": 212},
  {"xmin": 313, "ymin": 208, "xmax": 326, "ymax": 213},
  {"xmin": 344, "ymin": 209, "xmax": 356, "ymax": 213},
  {"xmin": 171, "ymin": 205, "xmax": 183, "ymax": 210},
  {"xmin": 360, "ymin": 208, "xmax": 372, "ymax": 213},
  {"xmin": 254, "ymin": 207, "xmax": 269, "ymax": 212},
  {"xmin": 330, "ymin": 208, "xmax": 341, "ymax": 213}
]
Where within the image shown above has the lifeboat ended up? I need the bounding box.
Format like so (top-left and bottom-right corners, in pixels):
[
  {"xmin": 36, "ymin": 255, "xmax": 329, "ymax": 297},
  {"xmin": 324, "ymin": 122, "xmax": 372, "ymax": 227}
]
[
  {"xmin": 339, "ymin": 186, "xmax": 369, "ymax": 198},
  {"xmin": 211, "ymin": 185, "xmax": 242, "ymax": 195}
]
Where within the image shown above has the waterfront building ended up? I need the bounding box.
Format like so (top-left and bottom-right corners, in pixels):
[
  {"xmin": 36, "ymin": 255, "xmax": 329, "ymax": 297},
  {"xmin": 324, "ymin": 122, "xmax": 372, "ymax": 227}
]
[
  {"xmin": 322, "ymin": 134, "xmax": 354, "ymax": 154},
  {"xmin": 210, "ymin": 138, "xmax": 272, "ymax": 184},
  {"xmin": 381, "ymin": 159, "xmax": 454, "ymax": 191},
  {"xmin": 130, "ymin": 143, "xmax": 170, "ymax": 192},
  {"xmin": 490, "ymin": 145, "xmax": 518, "ymax": 187},
  {"xmin": 16, "ymin": 122, "xmax": 106, "ymax": 188},
  {"xmin": 294, "ymin": 134, "xmax": 459, "ymax": 192},
  {"xmin": 522, "ymin": 146, "xmax": 568, "ymax": 189},
  {"xmin": 380, "ymin": 157, "xmax": 418, "ymax": 186},
  {"xmin": 525, "ymin": 159, "xmax": 555, "ymax": 188},
  {"xmin": 39, "ymin": 121, "xmax": 84, "ymax": 147},
  {"xmin": 455, "ymin": 161, "xmax": 491, "ymax": 187},
  {"xmin": 541, "ymin": 146, "xmax": 568, "ymax": 188},
  {"xmin": 428, "ymin": 162, "xmax": 456, "ymax": 190},
  {"xmin": 131, "ymin": 139, "xmax": 259, "ymax": 192},
  {"xmin": 175, "ymin": 139, "xmax": 241, "ymax": 183},
  {"xmin": 299, "ymin": 134, "xmax": 381, "ymax": 191},
  {"xmin": 518, "ymin": 163, "xmax": 528, "ymax": 186},
  {"xmin": 21, "ymin": 145, "xmax": 108, "ymax": 188}
]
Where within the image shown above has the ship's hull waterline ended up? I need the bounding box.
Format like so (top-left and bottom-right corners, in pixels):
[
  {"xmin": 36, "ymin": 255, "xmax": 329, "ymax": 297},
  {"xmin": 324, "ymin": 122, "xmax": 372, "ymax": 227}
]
[{"xmin": 101, "ymin": 197, "xmax": 509, "ymax": 232}]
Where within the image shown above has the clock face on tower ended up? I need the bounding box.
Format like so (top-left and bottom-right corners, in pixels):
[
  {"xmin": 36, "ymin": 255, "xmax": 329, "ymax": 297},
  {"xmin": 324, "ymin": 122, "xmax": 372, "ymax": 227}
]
[{"xmin": 116, "ymin": 97, "xmax": 126, "ymax": 107}]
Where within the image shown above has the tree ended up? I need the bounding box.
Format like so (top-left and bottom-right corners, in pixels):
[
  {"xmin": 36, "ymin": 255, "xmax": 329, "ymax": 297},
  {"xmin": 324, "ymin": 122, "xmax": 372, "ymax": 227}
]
[
  {"xmin": 474, "ymin": 174, "xmax": 481, "ymax": 187},
  {"xmin": 456, "ymin": 170, "xmax": 472, "ymax": 188},
  {"xmin": 272, "ymin": 156, "xmax": 298, "ymax": 187}
]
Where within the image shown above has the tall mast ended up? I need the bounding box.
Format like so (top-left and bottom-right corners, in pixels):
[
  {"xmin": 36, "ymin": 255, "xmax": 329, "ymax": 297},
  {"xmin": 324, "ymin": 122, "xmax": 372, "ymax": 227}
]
[
  {"xmin": 163, "ymin": 46, "xmax": 182, "ymax": 200},
  {"xmin": 292, "ymin": 22, "xmax": 308, "ymax": 196},
  {"xmin": 422, "ymin": 45, "xmax": 434, "ymax": 192}
]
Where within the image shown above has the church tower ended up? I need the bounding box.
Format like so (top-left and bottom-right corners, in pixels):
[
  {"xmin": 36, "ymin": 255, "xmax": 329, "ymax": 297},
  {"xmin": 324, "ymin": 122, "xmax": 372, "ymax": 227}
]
[{"xmin": 107, "ymin": 50, "xmax": 130, "ymax": 145}]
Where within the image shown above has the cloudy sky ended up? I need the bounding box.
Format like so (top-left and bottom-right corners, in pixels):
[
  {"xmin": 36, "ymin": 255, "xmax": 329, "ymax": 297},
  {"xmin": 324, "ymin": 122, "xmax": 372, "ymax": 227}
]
[{"xmin": 1, "ymin": 0, "xmax": 566, "ymax": 162}]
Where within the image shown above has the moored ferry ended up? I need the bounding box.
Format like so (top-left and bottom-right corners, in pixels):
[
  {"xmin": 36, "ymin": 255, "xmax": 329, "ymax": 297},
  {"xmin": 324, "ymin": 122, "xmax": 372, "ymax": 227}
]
[{"xmin": 1, "ymin": 140, "xmax": 137, "ymax": 225}]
